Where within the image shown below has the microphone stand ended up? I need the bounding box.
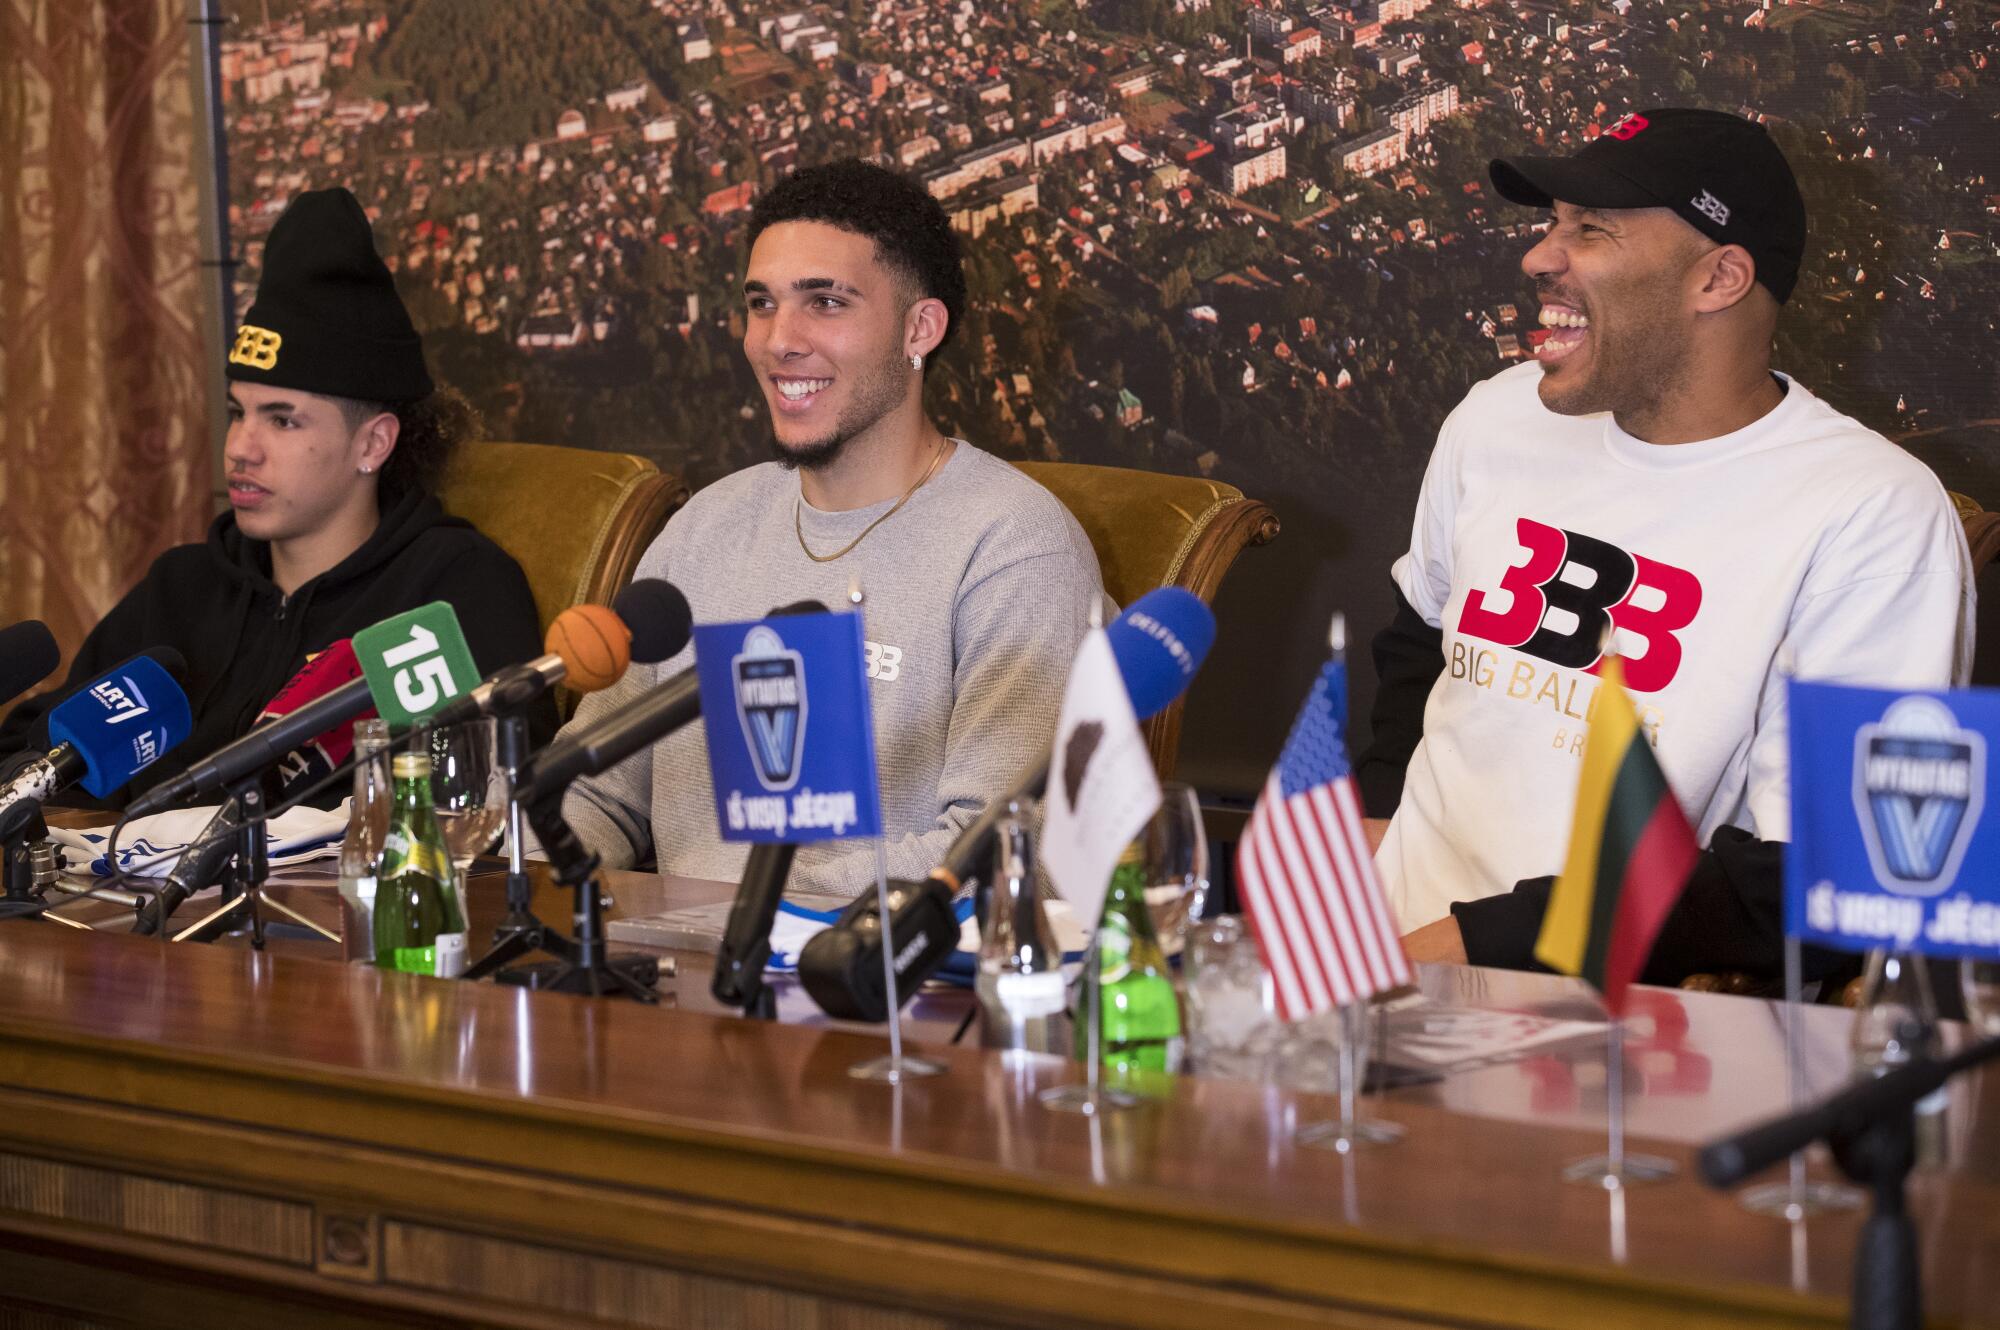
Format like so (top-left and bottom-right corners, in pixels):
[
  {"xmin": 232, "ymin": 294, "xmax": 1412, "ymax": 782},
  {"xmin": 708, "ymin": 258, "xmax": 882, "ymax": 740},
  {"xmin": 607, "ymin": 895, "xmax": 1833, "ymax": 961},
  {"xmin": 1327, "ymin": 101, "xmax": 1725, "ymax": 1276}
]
[
  {"xmin": 1700, "ymin": 1026, "xmax": 2000, "ymax": 1330},
  {"xmin": 0, "ymin": 751, "xmax": 65, "ymax": 921},
  {"xmin": 171, "ymin": 777, "xmax": 338, "ymax": 949},
  {"xmin": 0, "ymin": 802, "xmax": 60, "ymax": 922},
  {"xmin": 710, "ymin": 841, "xmax": 796, "ymax": 1021},
  {"xmin": 461, "ymin": 711, "xmax": 551, "ymax": 979},
  {"xmin": 497, "ymin": 786, "xmax": 658, "ymax": 1002}
]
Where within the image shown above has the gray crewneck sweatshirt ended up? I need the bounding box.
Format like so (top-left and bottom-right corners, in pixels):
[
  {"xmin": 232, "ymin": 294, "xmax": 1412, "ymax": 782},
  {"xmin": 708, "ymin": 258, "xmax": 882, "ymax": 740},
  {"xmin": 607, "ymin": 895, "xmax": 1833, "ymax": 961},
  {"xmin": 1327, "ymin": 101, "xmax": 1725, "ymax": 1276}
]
[{"xmin": 557, "ymin": 442, "xmax": 1102, "ymax": 895}]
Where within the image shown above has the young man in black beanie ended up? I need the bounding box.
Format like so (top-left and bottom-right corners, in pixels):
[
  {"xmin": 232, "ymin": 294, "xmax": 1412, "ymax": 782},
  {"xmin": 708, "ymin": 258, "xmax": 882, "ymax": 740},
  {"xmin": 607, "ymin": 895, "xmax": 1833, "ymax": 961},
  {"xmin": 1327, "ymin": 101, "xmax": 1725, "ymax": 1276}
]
[{"xmin": 1, "ymin": 187, "xmax": 549, "ymax": 807}]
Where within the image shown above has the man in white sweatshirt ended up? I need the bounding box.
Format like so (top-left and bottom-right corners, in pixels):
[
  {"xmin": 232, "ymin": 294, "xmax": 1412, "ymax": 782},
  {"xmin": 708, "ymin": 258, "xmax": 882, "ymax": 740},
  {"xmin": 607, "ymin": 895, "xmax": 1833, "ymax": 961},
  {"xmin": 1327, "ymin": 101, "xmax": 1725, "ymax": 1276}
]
[{"xmin": 1356, "ymin": 109, "xmax": 1972, "ymax": 984}]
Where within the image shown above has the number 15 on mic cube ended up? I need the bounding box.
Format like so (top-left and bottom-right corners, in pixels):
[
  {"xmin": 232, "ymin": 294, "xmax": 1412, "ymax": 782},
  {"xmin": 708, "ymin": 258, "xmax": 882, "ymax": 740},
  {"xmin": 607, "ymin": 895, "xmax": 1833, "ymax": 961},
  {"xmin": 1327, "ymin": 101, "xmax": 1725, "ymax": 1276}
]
[{"xmin": 354, "ymin": 603, "xmax": 479, "ymax": 729}]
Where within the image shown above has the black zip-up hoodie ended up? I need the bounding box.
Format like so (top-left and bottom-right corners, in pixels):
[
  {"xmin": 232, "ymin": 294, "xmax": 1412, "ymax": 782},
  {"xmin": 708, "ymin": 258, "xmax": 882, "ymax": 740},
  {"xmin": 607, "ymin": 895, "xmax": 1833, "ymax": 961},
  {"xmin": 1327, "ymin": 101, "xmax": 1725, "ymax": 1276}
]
[{"xmin": 2, "ymin": 490, "xmax": 552, "ymax": 808}]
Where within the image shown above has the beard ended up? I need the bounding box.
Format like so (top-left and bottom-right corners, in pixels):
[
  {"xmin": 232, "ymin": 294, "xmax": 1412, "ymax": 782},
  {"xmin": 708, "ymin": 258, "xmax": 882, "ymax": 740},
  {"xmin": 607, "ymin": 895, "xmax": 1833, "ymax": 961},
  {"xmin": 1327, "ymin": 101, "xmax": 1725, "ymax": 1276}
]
[
  {"xmin": 1534, "ymin": 271, "xmax": 1692, "ymax": 421},
  {"xmin": 768, "ymin": 345, "xmax": 912, "ymax": 472}
]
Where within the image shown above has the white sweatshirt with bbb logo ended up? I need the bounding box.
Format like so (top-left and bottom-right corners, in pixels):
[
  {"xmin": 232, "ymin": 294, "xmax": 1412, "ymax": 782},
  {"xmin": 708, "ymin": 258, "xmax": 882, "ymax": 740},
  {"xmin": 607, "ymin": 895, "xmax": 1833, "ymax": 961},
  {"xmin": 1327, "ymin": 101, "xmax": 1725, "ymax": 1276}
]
[{"xmin": 1379, "ymin": 362, "xmax": 1973, "ymax": 931}]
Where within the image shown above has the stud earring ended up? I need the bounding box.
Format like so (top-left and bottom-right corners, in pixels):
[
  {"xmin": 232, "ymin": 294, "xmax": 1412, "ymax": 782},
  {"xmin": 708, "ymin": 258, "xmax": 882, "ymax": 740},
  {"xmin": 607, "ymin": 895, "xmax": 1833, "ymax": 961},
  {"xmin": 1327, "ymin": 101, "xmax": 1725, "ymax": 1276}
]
[
  {"xmin": 909, "ymin": 353, "xmax": 923, "ymax": 371},
  {"xmin": 358, "ymin": 464, "xmax": 375, "ymax": 474}
]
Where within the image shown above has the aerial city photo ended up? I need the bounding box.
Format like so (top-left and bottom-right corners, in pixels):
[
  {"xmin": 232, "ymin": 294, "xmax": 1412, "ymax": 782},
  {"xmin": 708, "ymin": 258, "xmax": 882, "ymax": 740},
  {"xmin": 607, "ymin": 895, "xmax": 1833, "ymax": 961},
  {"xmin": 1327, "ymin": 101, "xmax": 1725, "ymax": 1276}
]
[{"xmin": 219, "ymin": 0, "xmax": 2000, "ymax": 778}]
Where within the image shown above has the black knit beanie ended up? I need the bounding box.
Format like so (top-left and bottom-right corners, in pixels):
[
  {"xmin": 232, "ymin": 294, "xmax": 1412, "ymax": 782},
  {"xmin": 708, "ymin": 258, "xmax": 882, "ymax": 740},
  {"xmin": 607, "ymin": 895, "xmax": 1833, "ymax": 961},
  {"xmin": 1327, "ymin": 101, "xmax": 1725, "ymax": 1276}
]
[{"xmin": 225, "ymin": 187, "xmax": 434, "ymax": 401}]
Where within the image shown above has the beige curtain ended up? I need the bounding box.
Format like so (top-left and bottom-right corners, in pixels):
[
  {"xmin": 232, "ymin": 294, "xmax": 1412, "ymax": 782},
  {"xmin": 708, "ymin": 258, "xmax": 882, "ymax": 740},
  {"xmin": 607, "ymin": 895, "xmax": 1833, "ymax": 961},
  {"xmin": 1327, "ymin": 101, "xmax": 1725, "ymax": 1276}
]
[{"xmin": 0, "ymin": 0, "xmax": 212, "ymax": 669}]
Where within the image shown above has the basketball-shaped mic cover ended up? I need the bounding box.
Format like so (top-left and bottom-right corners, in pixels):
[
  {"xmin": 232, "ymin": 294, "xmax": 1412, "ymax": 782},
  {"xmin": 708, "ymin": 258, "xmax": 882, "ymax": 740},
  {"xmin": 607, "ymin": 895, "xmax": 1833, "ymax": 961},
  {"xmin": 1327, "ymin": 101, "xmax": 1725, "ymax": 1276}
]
[{"xmin": 546, "ymin": 604, "xmax": 633, "ymax": 692}]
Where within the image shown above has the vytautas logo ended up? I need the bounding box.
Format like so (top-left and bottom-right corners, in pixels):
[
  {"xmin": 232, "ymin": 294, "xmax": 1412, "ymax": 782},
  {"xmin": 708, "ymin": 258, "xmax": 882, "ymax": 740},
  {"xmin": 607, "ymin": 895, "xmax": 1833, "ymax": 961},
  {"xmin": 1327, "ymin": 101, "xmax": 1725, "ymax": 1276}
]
[
  {"xmin": 1852, "ymin": 696, "xmax": 1985, "ymax": 896},
  {"xmin": 732, "ymin": 626, "xmax": 807, "ymax": 791}
]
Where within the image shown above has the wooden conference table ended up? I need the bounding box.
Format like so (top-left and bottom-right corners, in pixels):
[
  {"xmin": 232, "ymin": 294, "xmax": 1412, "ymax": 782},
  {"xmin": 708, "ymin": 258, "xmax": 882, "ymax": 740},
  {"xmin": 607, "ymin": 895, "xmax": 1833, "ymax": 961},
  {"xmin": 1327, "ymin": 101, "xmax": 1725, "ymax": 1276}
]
[{"xmin": 0, "ymin": 863, "xmax": 1992, "ymax": 1330}]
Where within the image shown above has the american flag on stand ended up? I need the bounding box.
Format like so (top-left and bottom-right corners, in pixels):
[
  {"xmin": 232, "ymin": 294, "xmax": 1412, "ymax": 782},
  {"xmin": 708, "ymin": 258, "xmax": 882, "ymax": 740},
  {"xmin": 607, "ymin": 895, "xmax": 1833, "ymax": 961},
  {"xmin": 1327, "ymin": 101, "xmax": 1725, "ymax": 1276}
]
[{"xmin": 1237, "ymin": 647, "xmax": 1411, "ymax": 1021}]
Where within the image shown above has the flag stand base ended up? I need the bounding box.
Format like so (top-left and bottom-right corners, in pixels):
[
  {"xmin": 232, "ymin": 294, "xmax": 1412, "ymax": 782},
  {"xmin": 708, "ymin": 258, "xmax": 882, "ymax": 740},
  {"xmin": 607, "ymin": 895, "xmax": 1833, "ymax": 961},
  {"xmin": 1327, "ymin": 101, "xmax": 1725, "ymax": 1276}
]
[
  {"xmin": 849, "ymin": 1054, "xmax": 945, "ymax": 1084},
  {"xmin": 846, "ymin": 838, "xmax": 944, "ymax": 1084},
  {"xmin": 1297, "ymin": 1004, "xmax": 1400, "ymax": 1152},
  {"xmin": 1737, "ymin": 1177, "xmax": 1863, "ymax": 1217},
  {"xmin": 1039, "ymin": 925, "xmax": 1141, "ymax": 1115},
  {"xmin": 1562, "ymin": 1153, "xmax": 1677, "ymax": 1187},
  {"xmin": 1038, "ymin": 1082, "xmax": 1140, "ymax": 1115},
  {"xmin": 1297, "ymin": 1118, "xmax": 1403, "ymax": 1152},
  {"xmin": 1735, "ymin": 939, "xmax": 1866, "ymax": 1219}
]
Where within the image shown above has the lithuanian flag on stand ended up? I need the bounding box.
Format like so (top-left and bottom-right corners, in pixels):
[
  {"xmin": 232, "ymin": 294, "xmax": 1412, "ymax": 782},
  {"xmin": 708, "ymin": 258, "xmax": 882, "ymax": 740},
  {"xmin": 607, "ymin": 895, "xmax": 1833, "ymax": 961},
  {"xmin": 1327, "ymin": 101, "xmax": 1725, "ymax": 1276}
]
[{"xmin": 1534, "ymin": 655, "xmax": 1700, "ymax": 1017}]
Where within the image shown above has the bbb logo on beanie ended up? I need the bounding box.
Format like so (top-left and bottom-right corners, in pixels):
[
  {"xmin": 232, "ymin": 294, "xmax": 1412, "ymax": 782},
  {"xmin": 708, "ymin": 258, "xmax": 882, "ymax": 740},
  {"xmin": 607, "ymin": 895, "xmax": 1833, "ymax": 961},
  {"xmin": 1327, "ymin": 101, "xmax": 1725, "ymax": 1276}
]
[{"xmin": 228, "ymin": 325, "xmax": 283, "ymax": 372}]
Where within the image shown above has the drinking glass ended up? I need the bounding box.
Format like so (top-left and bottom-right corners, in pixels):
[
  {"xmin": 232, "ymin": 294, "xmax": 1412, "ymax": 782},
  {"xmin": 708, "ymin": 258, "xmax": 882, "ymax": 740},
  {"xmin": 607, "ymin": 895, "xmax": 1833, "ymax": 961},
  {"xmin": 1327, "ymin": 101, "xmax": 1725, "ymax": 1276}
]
[
  {"xmin": 1962, "ymin": 960, "xmax": 2000, "ymax": 1036},
  {"xmin": 1183, "ymin": 915, "xmax": 1282, "ymax": 1080},
  {"xmin": 427, "ymin": 718, "xmax": 507, "ymax": 908},
  {"xmin": 1138, "ymin": 781, "xmax": 1208, "ymax": 958}
]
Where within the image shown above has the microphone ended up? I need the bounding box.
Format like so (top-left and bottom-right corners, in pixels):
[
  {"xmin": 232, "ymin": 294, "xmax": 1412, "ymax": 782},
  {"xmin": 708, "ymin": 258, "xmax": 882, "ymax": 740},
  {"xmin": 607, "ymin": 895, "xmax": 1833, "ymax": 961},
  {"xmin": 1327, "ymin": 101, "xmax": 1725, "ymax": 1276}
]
[
  {"xmin": 1699, "ymin": 1035, "xmax": 2000, "ymax": 1188},
  {"xmin": 257, "ymin": 640, "xmax": 370, "ymax": 799},
  {"xmin": 794, "ymin": 587, "xmax": 1217, "ymax": 1023},
  {"xmin": 521, "ymin": 599, "xmax": 825, "ymax": 801},
  {"xmin": 796, "ymin": 879, "xmax": 963, "ymax": 1022},
  {"xmin": 0, "ymin": 621, "xmax": 60, "ymax": 711},
  {"xmin": 711, "ymin": 841, "xmax": 798, "ymax": 1012},
  {"xmin": 130, "ymin": 639, "xmax": 373, "ymax": 925},
  {"xmin": 932, "ymin": 586, "xmax": 1217, "ymax": 892},
  {"xmin": 619, "ymin": 578, "xmax": 700, "ymax": 663},
  {"xmin": 0, "ymin": 650, "xmax": 193, "ymax": 836},
  {"xmin": 130, "ymin": 796, "xmax": 242, "ymax": 937},
  {"xmin": 126, "ymin": 603, "xmax": 478, "ymax": 818},
  {"xmin": 427, "ymin": 580, "xmax": 694, "ymax": 730},
  {"xmin": 127, "ymin": 679, "xmax": 371, "ymax": 820}
]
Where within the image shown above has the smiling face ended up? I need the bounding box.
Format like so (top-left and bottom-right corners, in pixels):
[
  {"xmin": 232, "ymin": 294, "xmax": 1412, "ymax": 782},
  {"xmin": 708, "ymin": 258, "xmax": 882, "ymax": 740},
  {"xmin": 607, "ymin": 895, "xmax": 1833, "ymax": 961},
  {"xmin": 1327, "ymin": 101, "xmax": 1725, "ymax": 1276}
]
[
  {"xmin": 741, "ymin": 220, "xmax": 923, "ymax": 471},
  {"xmin": 223, "ymin": 383, "xmax": 385, "ymax": 544},
  {"xmin": 1520, "ymin": 202, "xmax": 1712, "ymax": 419}
]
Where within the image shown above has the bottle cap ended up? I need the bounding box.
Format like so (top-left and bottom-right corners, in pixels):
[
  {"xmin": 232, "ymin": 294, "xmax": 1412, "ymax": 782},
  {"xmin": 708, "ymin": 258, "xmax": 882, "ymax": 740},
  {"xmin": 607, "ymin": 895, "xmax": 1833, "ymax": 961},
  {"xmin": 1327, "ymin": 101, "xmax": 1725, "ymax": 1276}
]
[{"xmin": 391, "ymin": 753, "xmax": 432, "ymax": 780}]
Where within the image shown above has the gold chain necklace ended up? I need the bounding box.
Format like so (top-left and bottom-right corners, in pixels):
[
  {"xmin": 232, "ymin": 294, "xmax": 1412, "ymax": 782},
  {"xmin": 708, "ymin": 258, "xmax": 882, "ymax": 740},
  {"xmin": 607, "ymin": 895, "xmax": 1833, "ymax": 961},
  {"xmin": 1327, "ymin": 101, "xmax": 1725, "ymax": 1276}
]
[{"xmin": 794, "ymin": 442, "xmax": 948, "ymax": 563}]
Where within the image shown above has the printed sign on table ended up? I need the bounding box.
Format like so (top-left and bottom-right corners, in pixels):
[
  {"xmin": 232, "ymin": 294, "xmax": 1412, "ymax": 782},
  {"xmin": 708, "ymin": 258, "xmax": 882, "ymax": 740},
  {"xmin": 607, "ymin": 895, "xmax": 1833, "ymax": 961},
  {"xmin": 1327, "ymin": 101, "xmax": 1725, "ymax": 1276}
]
[
  {"xmin": 1788, "ymin": 679, "xmax": 2000, "ymax": 961},
  {"xmin": 692, "ymin": 610, "xmax": 882, "ymax": 844}
]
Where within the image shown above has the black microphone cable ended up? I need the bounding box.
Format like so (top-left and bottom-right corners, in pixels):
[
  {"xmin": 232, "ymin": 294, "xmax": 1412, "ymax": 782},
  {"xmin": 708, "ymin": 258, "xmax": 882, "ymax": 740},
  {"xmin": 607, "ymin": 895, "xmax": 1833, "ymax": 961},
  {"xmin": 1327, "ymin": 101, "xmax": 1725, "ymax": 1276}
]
[{"xmin": 86, "ymin": 720, "xmax": 436, "ymax": 927}]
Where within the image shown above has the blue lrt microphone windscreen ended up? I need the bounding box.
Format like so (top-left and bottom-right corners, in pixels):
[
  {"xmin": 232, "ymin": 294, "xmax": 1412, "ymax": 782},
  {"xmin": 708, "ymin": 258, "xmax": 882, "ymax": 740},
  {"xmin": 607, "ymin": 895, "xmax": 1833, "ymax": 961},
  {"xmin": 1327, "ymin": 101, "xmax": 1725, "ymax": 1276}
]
[
  {"xmin": 1104, "ymin": 587, "xmax": 1217, "ymax": 720},
  {"xmin": 46, "ymin": 654, "xmax": 193, "ymax": 797},
  {"xmin": 0, "ymin": 621, "xmax": 60, "ymax": 710}
]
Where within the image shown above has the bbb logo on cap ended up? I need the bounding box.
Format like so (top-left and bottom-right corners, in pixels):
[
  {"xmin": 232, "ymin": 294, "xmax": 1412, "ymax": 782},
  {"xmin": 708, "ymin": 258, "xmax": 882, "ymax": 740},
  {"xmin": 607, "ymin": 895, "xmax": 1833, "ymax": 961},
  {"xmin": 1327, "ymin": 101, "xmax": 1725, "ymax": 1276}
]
[
  {"xmin": 1605, "ymin": 113, "xmax": 1649, "ymax": 140},
  {"xmin": 1690, "ymin": 190, "xmax": 1731, "ymax": 226}
]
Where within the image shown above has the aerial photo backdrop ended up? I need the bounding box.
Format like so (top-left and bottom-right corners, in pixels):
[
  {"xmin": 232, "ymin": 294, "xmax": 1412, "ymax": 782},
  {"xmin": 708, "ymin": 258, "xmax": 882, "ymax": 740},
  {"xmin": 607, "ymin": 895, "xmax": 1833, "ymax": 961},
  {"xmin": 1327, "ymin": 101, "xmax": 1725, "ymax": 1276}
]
[{"xmin": 221, "ymin": 0, "xmax": 2000, "ymax": 797}]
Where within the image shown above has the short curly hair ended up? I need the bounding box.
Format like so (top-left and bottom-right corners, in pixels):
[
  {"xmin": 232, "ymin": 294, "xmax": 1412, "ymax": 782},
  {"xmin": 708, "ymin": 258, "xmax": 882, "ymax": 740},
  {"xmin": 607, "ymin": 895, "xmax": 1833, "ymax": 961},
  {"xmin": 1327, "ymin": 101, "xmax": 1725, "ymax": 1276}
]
[
  {"xmin": 745, "ymin": 159, "xmax": 967, "ymax": 371},
  {"xmin": 337, "ymin": 388, "xmax": 480, "ymax": 504}
]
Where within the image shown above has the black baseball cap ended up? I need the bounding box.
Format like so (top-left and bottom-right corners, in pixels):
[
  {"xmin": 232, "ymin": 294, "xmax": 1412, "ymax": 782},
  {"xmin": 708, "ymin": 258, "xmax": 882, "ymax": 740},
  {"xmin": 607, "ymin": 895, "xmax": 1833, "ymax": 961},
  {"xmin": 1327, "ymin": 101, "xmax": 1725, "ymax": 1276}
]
[
  {"xmin": 1490, "ymin": 108, "xmax": 1807, "ymax": 303},
  {"xmin": 226, "ymin": 188, "xmax": 434, "ymax": 401}
]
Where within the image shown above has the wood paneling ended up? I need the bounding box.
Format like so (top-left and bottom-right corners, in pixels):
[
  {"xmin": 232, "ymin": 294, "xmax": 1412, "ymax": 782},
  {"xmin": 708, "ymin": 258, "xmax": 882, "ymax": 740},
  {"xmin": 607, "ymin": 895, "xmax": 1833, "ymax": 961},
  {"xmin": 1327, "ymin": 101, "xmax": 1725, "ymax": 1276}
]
[{"xmin": 0, "ymin": 1152, "xmax": 312, "ymax": 1266}]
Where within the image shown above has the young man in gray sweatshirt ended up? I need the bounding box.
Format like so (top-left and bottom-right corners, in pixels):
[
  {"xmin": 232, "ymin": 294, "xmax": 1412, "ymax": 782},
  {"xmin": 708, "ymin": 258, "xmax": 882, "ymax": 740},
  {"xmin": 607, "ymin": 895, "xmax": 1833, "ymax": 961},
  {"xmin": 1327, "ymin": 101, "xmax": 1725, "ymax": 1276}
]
[{"xmin": 555, "ymin": 160, "xmax": 1103, "ymax": 895}]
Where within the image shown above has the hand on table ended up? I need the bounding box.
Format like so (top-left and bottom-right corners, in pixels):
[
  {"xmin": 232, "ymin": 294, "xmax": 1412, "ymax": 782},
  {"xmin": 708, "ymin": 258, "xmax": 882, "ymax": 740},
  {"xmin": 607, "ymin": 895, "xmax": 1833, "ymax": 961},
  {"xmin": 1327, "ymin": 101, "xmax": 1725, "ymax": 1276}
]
[{"xmin": 1400, "ymin": 914, "xmax": 1467, "ymax": 966}]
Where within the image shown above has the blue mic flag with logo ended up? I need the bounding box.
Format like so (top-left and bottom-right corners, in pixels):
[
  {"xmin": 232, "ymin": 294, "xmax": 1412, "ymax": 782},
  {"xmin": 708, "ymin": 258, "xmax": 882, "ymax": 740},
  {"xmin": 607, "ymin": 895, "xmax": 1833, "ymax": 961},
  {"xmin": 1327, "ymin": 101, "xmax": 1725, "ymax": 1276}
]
[
  {"xmin": 1787, "ymin": 679, "xmax": 2000, "ymax": 961},
  {"xmin": 692, "ymin": 610, "xmax": 883, "ymax": 844}
]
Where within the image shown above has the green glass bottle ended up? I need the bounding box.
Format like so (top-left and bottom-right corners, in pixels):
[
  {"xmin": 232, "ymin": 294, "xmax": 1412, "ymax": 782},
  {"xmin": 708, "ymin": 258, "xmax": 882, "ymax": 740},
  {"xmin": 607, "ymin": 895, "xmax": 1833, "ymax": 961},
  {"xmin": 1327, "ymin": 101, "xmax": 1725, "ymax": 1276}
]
[
  {"xmin": 372, "ymin": 753, "xmax": 468, "ymax": 978},
  {"xmin": 1078, "ymin": 846, "xmax": 1184, "ymax": 1079}
]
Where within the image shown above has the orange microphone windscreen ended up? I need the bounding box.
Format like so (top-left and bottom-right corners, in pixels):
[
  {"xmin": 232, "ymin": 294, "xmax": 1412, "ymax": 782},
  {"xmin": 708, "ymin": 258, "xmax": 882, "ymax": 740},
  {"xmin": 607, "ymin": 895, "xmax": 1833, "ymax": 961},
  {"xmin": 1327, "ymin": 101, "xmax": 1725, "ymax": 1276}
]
[{"xmin": 546, "ymin": 603, "xmax": 632, "ymax": 693}]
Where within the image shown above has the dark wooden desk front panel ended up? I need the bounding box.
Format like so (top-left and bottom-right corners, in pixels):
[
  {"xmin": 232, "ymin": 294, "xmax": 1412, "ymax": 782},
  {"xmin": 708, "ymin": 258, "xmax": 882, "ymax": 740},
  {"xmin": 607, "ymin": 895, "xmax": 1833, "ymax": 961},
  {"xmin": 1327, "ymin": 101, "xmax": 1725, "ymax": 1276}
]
[{"xmin": 0, "ymin": 871, "xmax": 1993, "ymax": 1329}]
